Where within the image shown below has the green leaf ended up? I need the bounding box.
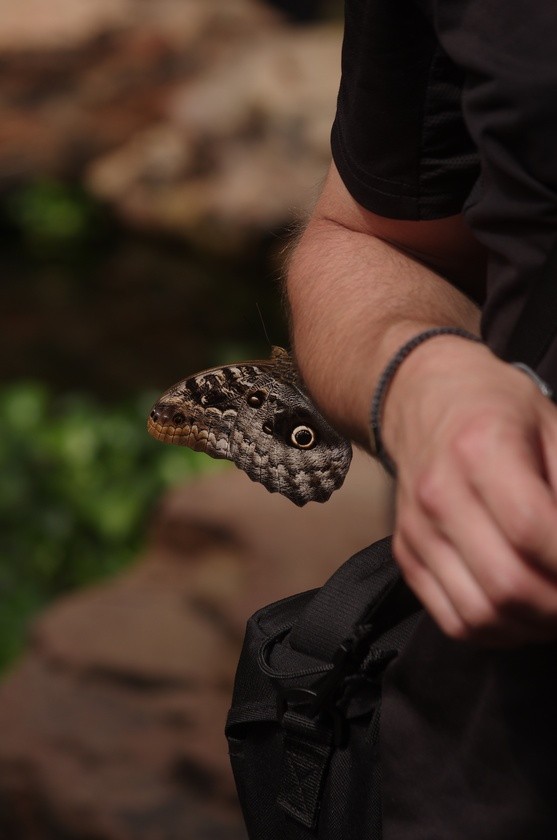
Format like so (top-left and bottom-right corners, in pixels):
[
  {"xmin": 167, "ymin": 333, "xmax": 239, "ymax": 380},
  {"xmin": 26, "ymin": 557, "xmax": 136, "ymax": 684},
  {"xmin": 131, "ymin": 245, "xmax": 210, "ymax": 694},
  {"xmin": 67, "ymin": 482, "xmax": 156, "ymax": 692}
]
[{"xmin": 0, "ymin": 382, "xmax": 225, "ymax": 672}]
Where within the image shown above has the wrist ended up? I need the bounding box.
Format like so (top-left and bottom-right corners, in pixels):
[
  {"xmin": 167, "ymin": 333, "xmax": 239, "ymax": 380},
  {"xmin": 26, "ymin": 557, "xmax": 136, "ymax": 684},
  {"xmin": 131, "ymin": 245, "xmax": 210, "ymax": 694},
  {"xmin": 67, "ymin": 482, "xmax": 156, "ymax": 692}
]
[{"xmin": 373, "ymin": 330, "xmax": 485, "ymax": 474}]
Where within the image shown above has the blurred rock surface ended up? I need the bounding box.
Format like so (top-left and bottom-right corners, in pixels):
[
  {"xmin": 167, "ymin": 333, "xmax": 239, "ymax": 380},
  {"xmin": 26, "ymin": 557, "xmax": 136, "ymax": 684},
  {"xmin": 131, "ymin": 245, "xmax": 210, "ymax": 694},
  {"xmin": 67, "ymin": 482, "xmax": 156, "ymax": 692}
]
[
  {"xmin": 0, "ymin": 451, "xmax": 392, "ymax": 839},
  {"xmin": 0, "ymin": 0, "xmax": 342, "ymax": 251}
]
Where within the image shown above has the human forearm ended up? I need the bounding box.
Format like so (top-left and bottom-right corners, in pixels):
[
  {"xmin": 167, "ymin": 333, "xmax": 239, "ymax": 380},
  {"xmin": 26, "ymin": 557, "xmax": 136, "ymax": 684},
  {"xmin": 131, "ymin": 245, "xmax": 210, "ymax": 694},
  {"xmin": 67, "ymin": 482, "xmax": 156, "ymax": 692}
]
[
  {"xmin": 287, "ymin": 214, "xmax": 480, "ymax": 448},
  {"xmin": 287, "ymin": 168, "xmax": 557, "ymax": 645}
]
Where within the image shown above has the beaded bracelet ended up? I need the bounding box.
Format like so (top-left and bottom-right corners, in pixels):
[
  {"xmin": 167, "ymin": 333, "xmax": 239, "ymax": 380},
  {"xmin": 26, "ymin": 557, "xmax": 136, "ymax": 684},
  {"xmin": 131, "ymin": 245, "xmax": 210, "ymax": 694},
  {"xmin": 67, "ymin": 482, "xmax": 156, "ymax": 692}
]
[{"xmin": 369, "ymin": 327, "xmax": 482, "ymax": 477}]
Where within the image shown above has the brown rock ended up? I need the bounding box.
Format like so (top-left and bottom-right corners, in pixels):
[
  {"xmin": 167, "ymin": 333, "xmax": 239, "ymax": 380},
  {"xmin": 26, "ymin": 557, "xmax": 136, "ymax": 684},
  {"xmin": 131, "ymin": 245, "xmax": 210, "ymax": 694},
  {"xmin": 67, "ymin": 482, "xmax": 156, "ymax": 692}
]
[
  {"xmin": 0, "ymin": 0, "xmax": 342, "ymax": 248},
  {"xmin": 0, "ymin": 0, "xmax": 279, "ymax": 183},
  {"xmin": 87, "ymin": 23, "xmax": 342, "ymax": 249},
  {"xmin": 152, "ymin": 449, "xmax": 393, "ymax": 630},
  {"xmin": 0, "ymin": 450, "xmax": 392, "ymax": 839},
  {"xmin": 0, "ymin": 0, "xmax": 133, "ymax": 52}
]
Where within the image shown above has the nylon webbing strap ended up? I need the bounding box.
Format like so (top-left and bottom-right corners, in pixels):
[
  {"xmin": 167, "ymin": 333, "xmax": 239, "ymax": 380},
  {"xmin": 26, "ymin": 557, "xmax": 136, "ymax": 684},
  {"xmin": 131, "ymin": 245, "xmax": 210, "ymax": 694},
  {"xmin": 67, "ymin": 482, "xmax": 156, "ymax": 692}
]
[
  {"xmin": 505, "ymin": 237, "xmax": 557, "ymax": 369},
  {"xmin": 288, "ymin": 537, "xmax": 400, "ymax": 662},
  {"xmin": 276, "ymin": 710, "xmax": 334, "ymax": 830},
  {"xmin": 275, "ymin": 538, "xmax": 421, "ymax": 830}
]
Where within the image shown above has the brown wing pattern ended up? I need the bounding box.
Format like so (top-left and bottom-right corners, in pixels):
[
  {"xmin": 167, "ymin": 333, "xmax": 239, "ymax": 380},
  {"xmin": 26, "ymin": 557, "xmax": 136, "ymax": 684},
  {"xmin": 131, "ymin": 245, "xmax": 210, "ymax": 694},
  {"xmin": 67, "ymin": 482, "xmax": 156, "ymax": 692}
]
[{"xmin": 147, "ymin": 347, "xmax": 352, "ymax": 506}]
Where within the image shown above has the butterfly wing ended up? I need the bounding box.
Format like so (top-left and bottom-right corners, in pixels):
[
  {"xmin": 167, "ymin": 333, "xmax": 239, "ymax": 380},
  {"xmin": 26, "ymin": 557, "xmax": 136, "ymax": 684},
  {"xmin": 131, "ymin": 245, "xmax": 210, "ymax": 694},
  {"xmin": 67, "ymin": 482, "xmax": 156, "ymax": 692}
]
[
  {"xmin": 147, "ymin": 356, "xmax": 281, "ymax": 459},
  {"xmin": 147, "ymin": 348, "xmax": 352, "ymax": 506}
]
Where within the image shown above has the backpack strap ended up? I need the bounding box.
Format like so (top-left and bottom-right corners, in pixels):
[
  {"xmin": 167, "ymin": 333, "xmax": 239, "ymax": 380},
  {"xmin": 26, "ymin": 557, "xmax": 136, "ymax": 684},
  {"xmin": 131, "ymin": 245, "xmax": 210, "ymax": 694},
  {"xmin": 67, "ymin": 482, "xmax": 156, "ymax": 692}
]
[
  {"xmin": 288, "ymin": 537, "xmax": 420, "ymax": 664},
  {"xmin": 266, "ymin": 538, "xmax": 422, "ymax": 830}
]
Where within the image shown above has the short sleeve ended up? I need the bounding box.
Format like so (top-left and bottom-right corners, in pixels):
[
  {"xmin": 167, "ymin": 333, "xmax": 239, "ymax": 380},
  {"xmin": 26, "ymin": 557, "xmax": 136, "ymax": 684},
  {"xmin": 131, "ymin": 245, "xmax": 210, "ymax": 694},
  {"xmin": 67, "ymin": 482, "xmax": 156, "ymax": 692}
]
[{"xmin": 331, "ymin": 0, "xmax": 480, "ymax": 221}]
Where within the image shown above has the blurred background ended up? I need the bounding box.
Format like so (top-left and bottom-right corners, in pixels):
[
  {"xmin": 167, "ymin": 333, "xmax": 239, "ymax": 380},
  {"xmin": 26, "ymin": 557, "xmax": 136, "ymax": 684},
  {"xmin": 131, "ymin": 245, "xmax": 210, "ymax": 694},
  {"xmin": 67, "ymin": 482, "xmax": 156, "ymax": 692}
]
[{"xmin": 0, "ymin": 1, "xmax": 392, "ymax": 837}]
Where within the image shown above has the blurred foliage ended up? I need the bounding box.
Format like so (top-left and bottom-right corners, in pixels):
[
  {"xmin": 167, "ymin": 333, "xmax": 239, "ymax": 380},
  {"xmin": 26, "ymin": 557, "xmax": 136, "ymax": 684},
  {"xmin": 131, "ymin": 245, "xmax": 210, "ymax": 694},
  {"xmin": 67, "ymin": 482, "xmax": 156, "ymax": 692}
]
[
  {"xmin": 2, "ymin": 179, "xmax": 112, "ymax": 262},
  {"xmin": 0, "ymin": 382, "xmax": 223, "ymax": 672},
  {"xmin": 8, "ymin": 180, "xmax": 91, "ymax": 242}
]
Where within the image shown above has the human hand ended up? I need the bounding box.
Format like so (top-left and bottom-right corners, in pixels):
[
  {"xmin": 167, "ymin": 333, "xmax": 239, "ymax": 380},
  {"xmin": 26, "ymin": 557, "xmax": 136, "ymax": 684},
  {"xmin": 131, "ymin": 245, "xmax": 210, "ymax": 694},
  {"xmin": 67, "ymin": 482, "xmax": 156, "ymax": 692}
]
[{"xmin": 383, "ymin": 335, "xmax": 557, "ymax": 645}]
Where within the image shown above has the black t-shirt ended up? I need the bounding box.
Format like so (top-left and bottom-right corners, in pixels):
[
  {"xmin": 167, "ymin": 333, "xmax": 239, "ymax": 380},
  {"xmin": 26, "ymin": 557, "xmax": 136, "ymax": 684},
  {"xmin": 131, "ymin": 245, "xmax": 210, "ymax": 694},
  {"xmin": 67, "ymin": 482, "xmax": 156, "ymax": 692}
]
[
  {"xmin": 331, "ymin": 0, "xmax": 557, "ymax": 390},
  {"xmin": 332, "ymin": 5, "xmax": 557, "ymax": 837}
]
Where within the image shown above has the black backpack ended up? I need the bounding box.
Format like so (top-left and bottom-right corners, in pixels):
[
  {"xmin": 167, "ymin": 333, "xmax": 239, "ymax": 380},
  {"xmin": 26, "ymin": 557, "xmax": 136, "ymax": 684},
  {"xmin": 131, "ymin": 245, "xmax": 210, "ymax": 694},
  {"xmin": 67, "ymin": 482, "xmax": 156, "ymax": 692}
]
[
  {"xmin": 225, "ymin": 537, "xmax": 421, "ymax": 839},
  {"xmin": 225, "ymin": 260, "xmax": 557, "ymax": 839}
]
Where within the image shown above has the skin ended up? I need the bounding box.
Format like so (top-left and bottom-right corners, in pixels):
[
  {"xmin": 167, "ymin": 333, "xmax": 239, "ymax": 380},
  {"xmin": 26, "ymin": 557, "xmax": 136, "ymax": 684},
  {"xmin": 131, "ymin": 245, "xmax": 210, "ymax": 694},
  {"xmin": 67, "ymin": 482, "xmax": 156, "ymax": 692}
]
[{"xmin": 287, "ymin": 162, "xmax": 557, "ymax": 646}]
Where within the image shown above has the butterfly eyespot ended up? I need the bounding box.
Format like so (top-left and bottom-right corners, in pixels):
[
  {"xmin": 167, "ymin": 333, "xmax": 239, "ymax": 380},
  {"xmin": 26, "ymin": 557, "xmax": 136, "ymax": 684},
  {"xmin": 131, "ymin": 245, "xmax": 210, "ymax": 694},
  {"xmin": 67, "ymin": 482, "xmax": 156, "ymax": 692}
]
[
  {"xmin": 290, "ymin": 425, "xmax": 316, "ymax": 449},
  {"xmin": 262, "ymin": 420, "xmax": 274, "ymax": 435},
  {"xmin": 247, "ymin": 389, "xmax": 267, "ymax": 408},
  {"xmin": 172, "ymin": 412, "xmax": 186, "ymax": 426}
]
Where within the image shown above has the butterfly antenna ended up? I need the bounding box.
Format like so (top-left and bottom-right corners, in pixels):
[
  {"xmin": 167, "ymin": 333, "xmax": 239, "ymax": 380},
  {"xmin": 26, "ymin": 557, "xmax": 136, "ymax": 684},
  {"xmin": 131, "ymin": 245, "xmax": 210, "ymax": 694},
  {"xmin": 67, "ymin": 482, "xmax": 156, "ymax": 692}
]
[{"xmin": 255, "ymin": 302, "xmax": 273, "ymax": 349}]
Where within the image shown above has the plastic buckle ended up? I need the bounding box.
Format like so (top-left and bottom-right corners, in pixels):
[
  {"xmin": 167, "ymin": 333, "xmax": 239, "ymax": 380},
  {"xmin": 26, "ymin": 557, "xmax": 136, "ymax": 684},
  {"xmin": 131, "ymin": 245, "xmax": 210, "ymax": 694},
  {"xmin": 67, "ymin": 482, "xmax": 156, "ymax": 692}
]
[
  {"xmin": 277, "ymin": 686, "xmax": 346, "ymax": 747},
  {"xmin": 309, "ymin": 623, "xmax": 374, "ymax": 716},
  {"xmin": 275, "ymin": 624, "xmax": 375, "ymax": 748}
]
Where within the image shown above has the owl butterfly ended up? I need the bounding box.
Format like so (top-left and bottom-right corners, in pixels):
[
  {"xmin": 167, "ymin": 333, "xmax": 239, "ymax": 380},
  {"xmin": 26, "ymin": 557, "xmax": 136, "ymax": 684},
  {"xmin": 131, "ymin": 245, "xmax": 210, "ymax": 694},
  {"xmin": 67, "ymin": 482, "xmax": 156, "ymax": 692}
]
[{"xmin": 147, "ymin": 346, "xmax": 352, "ymax": 506}]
